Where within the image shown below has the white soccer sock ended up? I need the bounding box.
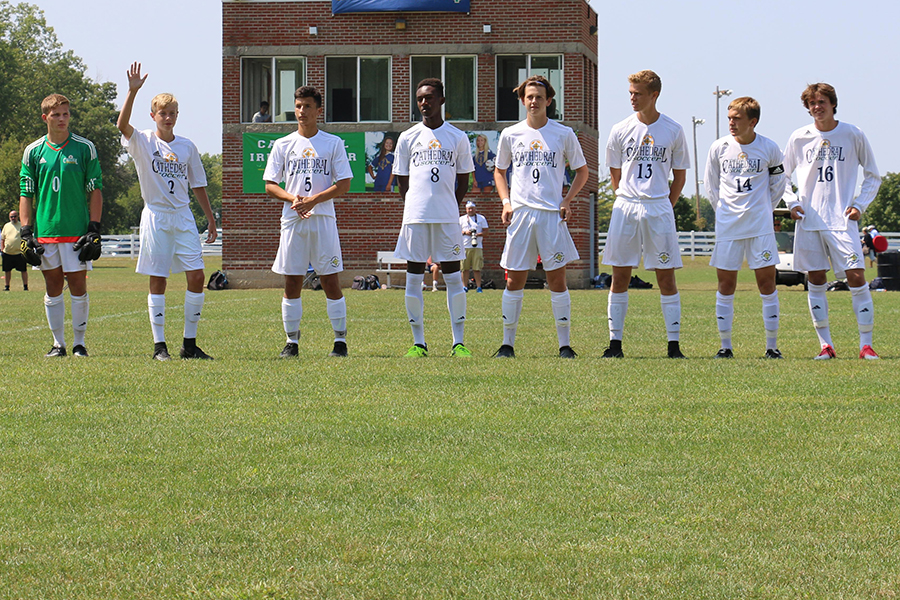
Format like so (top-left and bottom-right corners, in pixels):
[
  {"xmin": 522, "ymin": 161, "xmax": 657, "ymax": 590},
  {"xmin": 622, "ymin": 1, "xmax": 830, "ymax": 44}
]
[
  {"xmin": 660, "ymin": 292, "xmax": 681, "ymax": 342},
  {"xmin": 607, "ymin": 291, "xmax": 628, "ymax": 341},
  {"xmin": 850, "ymin": 284, "xmax": 874, "ymax": 349},
  {"xmin": 715, "ymin": 291, "xmax": 734, "ymax": 349},
  {"xmin": 282, "ymin": 297, "xmax": 302, "ymax": 344},
  {"xmin": 807, "ymin": 283, "xmax": 833, "ymax": 347},
  {"xmin": 761, "ymin": 290, "xmax": 779, "ymax": 350},
  {"xmin": 148, "ymin": 293, "xmax": 166, "ymax": 343},
  {"xmin": 550, "ymin": 290, "xmax": 571, "ymax": 348},
  {"xmin": 70, "ymin": 293, "xmax": 88, "ymax": 348},
  {"xmin": 183, "ymin": 291, "xmax": 205, "ymax": 340},
  {"xmin": 326, "ymin": 297, "xmax": 347, "ymax": 342},
  {"xmin": 405, "ymin": 273, "xmax": 426, "ymax": 346},
  {"xmin": 501, "ymin": 288, "xmax": 524, "ymax": 347},
  {"xmin": 444, "ymin": 271, "xmax": 466, "ymax": 346},
  {"xmin": 44, "ymin": 293, "xmax": 65, "ymax": 348}
]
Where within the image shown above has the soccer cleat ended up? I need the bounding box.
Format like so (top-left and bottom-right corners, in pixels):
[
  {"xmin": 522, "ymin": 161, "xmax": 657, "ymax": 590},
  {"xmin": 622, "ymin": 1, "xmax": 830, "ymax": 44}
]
[
  {"xmin": 450, "ymin": 343, "xmax": 472, "ymax": 357},
  {"xmin": 45, "ymin": 345, "xmax": 66, "ymax": 358},
  {"xmin": 476, "ymin": 287, "xmax": 483, "ymax": 293},
  {"xmin": 404, "ymin": 344, "xmax": 428, "ymax": 358},
  {"xmin": 764, "ymin": 348, "xmax": 784, "ymax": 359},
  {"xmin": 493, "ymin": 344, "xmax": 515, "ymax": 358},
  {"xmin": 180, "ymin": 345, "xmax": 213, "ymax": 360},
  {"xmin": 601, "ymin": 346, "xmax": 624, "ymax": 358},
  {"xmin": 859, "ymin": 345, "xmax": 880, "ymax": 360},
  {"xmin": 814, "ymin": 345, "xmax": 836, "ymax": 360},
  {"xmin": 329, "ymin": 341, "xmax": 348, "ymax": 357},
  {"xmin": 279, "ymin": 342, "xmax": 299, "ymax": 358},
  {"xmin": 559, "ymin": 345, "xmax": 577, "ymax": 359},
  {"xmin": 715, "ymin": 348, "xmax": 734, "ymax": 359},
  {"xmin": 153, "ymin": 342, "xmax": 171, "ymax": 361},
  {"xmin": 668, "ymin": 341, "xmax": 686, "ymax": 359},
  {"xmin": 72, "ymin": 344, "xmax": 88, "ymax": 357}
]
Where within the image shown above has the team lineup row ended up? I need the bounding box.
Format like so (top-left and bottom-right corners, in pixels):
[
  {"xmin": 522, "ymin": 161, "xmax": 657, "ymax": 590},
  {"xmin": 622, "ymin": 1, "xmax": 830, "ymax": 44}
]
[{"xmin": 16, "ymin": 67, "xmax": 880, "ymax": 360}]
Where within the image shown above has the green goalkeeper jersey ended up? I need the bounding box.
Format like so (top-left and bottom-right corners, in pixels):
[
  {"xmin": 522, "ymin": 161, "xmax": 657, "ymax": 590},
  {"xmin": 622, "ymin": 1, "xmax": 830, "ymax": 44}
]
[{"xmin": 20, "ymin": 133, "xmax": 103, "ymax": 242}]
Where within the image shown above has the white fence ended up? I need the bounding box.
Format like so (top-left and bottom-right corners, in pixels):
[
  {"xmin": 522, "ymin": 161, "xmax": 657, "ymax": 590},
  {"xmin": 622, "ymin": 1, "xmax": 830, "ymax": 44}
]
[
  {"xmin": 598, "ymin": 231, "xmax": 900, "ymax": 258},
  {"xmin": 101, "ymin": 229, "xmax": 222, "ymax": 258}
]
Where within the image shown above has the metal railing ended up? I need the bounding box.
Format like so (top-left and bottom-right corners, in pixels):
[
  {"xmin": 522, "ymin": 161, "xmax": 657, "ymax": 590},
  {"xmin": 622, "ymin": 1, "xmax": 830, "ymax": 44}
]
[
  {"xmin": 598, "ymin": 231, "xmax": 900, "ymax": 258},
  {"xmin": 101, "ymin": 229, "xmax": 222, "ymax": 258}
]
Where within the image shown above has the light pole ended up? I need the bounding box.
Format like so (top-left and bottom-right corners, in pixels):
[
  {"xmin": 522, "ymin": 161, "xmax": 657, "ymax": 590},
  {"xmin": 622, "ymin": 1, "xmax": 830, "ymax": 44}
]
[
  {"xmin": 692, "ymin": 116, "xmax": 705, "ymax": 225},
  {"xmin": 714, "ymin": 86, "xmax": 733, "ymax": 139}
]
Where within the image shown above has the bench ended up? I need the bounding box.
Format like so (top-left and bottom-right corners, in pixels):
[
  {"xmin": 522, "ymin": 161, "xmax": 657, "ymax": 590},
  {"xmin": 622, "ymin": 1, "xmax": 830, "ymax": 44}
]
[{"xmin": 376, "ymin": 251, "xmax": 407, "ymax": 288}]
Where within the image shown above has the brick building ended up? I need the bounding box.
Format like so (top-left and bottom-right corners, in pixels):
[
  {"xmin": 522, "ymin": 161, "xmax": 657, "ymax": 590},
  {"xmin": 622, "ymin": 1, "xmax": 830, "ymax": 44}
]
[{"xmin": 222, "ymin": 0, "xmax": 599, "ymax": 288}]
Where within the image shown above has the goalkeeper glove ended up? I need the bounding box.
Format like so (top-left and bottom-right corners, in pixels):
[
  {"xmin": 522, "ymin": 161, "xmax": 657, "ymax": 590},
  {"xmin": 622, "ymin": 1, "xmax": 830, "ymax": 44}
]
[
  {"xmin": 73, "ymin": 221, "xmax": 102, "ymax": 262},
  {"xmin": 19, "ymin": 225, "xmax": 44, "ymax": 267}
]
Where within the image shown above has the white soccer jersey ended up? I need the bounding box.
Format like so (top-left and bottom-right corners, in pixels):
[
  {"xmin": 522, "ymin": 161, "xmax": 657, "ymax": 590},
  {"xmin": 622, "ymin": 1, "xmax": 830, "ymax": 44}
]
[
  {"xmin": 393, "ymin": 122, "xmax": 474, "ymax": 224},
  {"xmin": 606, "ymin": 113, "xmax": 690, "ymax": 201},
  {"xmin": 263, "ymin": 130, "xmax": 353, "ymax": 222},
  {"xmin": 495, "ymin": 119, "xmax": 587, "ymax": 212},
  {"xmin": 706, "ymin": 133, "xmax": 785, "ymax": 242},
  {"xmin": 123, "ymin": 130, "xmax": 207, "ymax": 210},
  {"xmin": 782, "ymin": 121, "xmax": 881, "ymax": 231}
]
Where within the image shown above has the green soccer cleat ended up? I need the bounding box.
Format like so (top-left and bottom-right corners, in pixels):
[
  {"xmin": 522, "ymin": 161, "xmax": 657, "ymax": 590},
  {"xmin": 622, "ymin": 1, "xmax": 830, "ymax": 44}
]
[
  {"xmin": 450, "ymin": 343, "xmax": 472, "ymax": 357},
  {"xmin": 404, "ymin": 344, "xmax": 428, "ymax": 358}
]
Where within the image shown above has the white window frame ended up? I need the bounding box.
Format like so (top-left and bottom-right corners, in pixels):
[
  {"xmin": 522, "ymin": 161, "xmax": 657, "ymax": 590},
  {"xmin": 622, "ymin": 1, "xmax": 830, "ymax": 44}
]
[
  {"xmin": 325, "ymin": 56, "xmax": 392, "ymax": 123},
  {"xmin": 495, "ymin": 54, "xmax": 564, "ymax": 122},
  {"xmin": 409, "ymin": 55, "xmax": 478, "ymax": 123},
  {"xmin": 240, "ymin": 56, "xmax": 307, "ymax": 124}
]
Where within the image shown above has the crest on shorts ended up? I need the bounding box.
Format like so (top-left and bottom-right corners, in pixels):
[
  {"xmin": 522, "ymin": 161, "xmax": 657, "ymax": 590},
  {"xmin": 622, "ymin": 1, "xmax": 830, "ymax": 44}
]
[
  {"xmin": 428, "ymin": 139, "xmax": 442, "ymax": 150},
  {"xmin": 451, "ymin": 244, "xmax": 461, "ymax": 256},
  {"xmin": 761, "ymin": 250, "xmax": 773, "ymax": 262},
  {"xmin": 551, "ymin": 252, "xmax": 565, "ymax": 264},
  {"xmin": 302, "ymin": 147, "xmax": 317, "ymax": 158},
  {"xmin": 641, "ymin": 134, "xmax": 654, "ymax": 146},
  {"xmin": 329, "ymin": 256, "xmax": 341, "ymax": 268},
  {"xmin": 847, "ymin": 252, "xmax": 859, "ymax": 266},
  {"xmin": 658, "ymin": 251, "xmax": 671, "ymax": 264},
  {"xmin": 529, "ymin": 139, "xmax": 544, "ymax": 151}
]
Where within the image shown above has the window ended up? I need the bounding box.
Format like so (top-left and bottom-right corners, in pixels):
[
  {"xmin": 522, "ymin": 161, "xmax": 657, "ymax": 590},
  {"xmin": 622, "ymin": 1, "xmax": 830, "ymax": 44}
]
[
  {"xmin": 410, "ymin": 56, "xmax": 476, "ymax": 122},
  {"xmin": 496, "ymin": 55, "xmax": 563, "ymax": 121},
  {"xmin": 326, "ymin": 57, "xmax": 391, "ymax": 122},
  {"xmin": 241, "ymin": 57, "xmax": 306, "ymax": 123}
]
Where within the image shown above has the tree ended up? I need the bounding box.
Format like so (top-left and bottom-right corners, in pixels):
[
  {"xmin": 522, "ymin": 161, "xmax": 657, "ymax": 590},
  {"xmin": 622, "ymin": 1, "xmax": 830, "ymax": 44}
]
[
  {"xmin": 0, "ymin": 1, "xmax": 128, "ymax": 228},
  {"xmin": 862, "ymin": 172, "xmax": 900, "ymax": 231},
  {"xmin": 596, "ymin": 177, "xmax": 615, "ymax": 232},
  {"xmin": 189, "ymin": 153, "xmax": 222, "ymax": 232},
  {"xmin": 673, "ymin": 194, "xmax": 714, "ymax": 231}
]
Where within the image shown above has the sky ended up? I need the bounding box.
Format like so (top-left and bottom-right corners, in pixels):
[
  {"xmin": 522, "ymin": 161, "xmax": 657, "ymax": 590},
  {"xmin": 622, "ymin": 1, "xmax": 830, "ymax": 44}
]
[{"xmin": 31, "ymin": 0, "xmax": 900, "ymax": 188}]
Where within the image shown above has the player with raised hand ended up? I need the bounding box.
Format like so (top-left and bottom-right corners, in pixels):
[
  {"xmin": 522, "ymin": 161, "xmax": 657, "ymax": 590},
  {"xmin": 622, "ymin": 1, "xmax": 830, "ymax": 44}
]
[
  {"xmin": 706, "ymin": 97, "xmax": 786, "ymax": 359},
  {"xmin": 392, "ymin": 78, "xmax": 475, "ymax": 358},
  {"xmin": 20, "ymin": 93, "xmax": 103, "ymax": 357},
  {"xmin": 264, "ymin": 86, "xmax": 353, "ymax": 359},
  {"xmin": 492, "ymin": 75, "xmax": 589, "ymax": 359},
  {"xmin": 118, "ymin": 62, "xmax": 218, "ymax": 361},
  {"xmin": 602, "ymin": 70, "xmax": 690, "ymax": 359},
  {"xmin": 783, "ymin": 83, "xmax": 882, "ymax": 360}
]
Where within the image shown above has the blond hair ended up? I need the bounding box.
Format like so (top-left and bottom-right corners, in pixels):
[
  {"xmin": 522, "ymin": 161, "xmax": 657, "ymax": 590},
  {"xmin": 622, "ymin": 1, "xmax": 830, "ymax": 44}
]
[
  {"xmin": 41, "ymin": 93, "xmax": 70, "ymax": 115},
  {"xmin": 627, "ymin": 70, "xmax": 662, "ymax": 94},
  {"xmin": 151, "ymin": 93, "xmax": 178, "ymax": 113},
  {"xmin": 728, "ymin": 96, "xmax": 760, "ymax": 122}
]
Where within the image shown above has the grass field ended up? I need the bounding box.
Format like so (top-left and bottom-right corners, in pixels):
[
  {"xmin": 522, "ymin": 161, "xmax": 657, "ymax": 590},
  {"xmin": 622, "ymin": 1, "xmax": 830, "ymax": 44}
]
[{"xmin": 2, "ymin": 257, "xmax": 900, "ymax": 599}]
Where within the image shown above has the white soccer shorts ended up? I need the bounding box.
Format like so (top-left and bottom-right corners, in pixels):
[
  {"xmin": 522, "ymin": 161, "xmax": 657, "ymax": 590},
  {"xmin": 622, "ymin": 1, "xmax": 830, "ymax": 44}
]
[
  {"xmin": 602, "ymin": 197, "xmax": 682, "ymax": 270},
  {"xmin": 394, "ymin": 222, "xmax": 464, "ymax": 264},
  {"xmin": 39, "ymin": 242, "xmax": 93, "ymax": 273},
  {"xmin": 794, "ymin": 224, "xmax": 865, "ymax": 278},
  {"xmin": 500, "ymin": 206, "xmax": 579, "ymax": 272},
  {"xmin": 137, "ymin": 206, "xmax": 205, "ymax": 277},
  {"xmin": 710, "ymin": 233, "xmax": 779, "ymax": 271},
  {"xmin": 273, "ymin": 215, "xmax": 344, "ymax": 276}
]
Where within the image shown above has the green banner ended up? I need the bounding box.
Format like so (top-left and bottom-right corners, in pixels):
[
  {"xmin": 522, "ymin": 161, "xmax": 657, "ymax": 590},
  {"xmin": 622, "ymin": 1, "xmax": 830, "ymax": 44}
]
[{"xmin": 242, "ymin": 132, "xmax": 367, "ymax": 194}]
